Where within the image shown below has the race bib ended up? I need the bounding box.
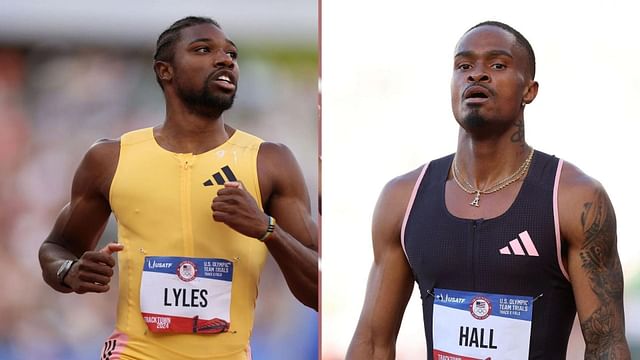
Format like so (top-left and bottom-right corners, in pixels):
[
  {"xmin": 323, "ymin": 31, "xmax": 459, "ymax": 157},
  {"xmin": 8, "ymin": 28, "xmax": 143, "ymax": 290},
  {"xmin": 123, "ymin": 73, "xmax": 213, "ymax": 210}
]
[
  {"xmin": 432, "ymin": 288, "xmax": 533, "ymax": 360},
  {"xmin": 140, "ymin": 256, "xmax": 233, "ymax": 334}
]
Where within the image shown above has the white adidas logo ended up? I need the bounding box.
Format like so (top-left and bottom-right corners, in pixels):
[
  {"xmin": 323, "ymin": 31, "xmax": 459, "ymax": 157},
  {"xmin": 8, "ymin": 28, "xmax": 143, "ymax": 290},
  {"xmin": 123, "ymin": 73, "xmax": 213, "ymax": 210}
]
[{"xmin": 499, "ymin": 230, "xmax": 539, "ymax": 256}]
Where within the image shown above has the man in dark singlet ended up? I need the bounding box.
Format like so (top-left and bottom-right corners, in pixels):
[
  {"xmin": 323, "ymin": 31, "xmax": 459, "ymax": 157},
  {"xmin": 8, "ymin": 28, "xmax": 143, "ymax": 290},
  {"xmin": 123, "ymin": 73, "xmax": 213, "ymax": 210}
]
[{"xmin": 347, "ymin": 21, "xmax": 630, "ymax": 359}]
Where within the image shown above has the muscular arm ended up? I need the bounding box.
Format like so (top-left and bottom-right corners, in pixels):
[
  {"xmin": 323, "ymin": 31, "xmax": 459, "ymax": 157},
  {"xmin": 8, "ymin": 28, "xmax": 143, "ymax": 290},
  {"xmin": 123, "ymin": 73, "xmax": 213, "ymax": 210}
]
[
  {"xmin": 38, "ymin": 139, "xmax": 120, "ymax": 293},
  {"xmin": 258, "ymin": 143, "xmax": 318, "ymax": 310},
  {"xmin": 212, "ymin": 142, "xmax": 318, "ymax": 309},
  {"xmin": 346, "ymin": 170, "xmax": 419, "ymax": 360},
  {"xmin": 558, "ymin": 163, "xmax": 630, "ymax": 359}
]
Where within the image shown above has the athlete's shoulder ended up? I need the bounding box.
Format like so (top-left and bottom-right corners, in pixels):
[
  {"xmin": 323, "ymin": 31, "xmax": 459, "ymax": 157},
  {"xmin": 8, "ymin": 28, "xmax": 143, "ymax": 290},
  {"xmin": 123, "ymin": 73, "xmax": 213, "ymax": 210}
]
[
  {"xmin": 385, "ymin": 165, "xmax": 426, "ymax": 193},
  {"xmin": 84, "ymin": 138, "xmax": 120, "ymax": 167},
  {"xmin": 257, "ymin": 142, "xmax": 301, "ymax": 186},
  {"xmin": 376, "ymin": 164, "xmax": 428, "ymax": 217},
  {"xmin": 558, "ymin": 160, "xmax": 604, "ymax": 196},
  {"xmin": 258, "ymin": 141, "xmax": 294, "ymax": 159},
  {"xmin": 368, "ymin": 165, "xmax": 428, "ymax": 248},
  {"xmin": 71, "ymin": 138, "xmax": 121, "ymax": 198},
  {"xmin": 557, "ymin": 159, "xmax": 612, "ymax": 242}
]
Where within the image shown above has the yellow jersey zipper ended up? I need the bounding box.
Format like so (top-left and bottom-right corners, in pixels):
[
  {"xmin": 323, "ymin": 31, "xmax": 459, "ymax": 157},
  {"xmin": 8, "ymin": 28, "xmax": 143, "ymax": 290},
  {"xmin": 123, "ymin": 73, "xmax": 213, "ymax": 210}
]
[{"xmin": 179, "ymin": 155, "xmax": 195, "ymax": 257}]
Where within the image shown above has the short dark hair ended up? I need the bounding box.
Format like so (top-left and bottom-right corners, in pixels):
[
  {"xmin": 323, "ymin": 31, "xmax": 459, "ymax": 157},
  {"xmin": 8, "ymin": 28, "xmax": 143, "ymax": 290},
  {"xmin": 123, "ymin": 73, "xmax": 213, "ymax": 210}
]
[
  {"xmin": 466, "ymin": 21, "xmax": 536, "ymax": 79},
  {"xmin": 153, "ymin": 16, "xmax": 221, "ymax": 88}
]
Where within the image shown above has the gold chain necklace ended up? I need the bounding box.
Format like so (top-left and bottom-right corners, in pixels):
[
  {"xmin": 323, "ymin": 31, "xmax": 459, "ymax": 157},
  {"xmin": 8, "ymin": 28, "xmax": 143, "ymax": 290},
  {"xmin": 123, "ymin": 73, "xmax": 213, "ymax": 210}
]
[{"xmin": 452, "ymin": 148, "xmax": 534, "ymax": 207}]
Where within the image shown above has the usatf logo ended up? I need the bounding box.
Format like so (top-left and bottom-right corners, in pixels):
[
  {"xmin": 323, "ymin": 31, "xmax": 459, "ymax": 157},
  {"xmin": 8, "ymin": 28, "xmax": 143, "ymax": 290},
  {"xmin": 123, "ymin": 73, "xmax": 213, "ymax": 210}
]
[
  {"xmin": 498, "ymin": 230, "xmax": 539, "ymax": 257},
  {"xmin": 203, "ymin": 165, "xmax": 237, "ymax": 186}
]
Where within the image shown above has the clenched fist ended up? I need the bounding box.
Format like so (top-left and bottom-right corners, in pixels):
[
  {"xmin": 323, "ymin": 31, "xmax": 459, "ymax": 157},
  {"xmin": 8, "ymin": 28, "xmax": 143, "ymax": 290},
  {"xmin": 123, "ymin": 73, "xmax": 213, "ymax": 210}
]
[
  {"xmin": 65, "ymin": 242, "xmax": 124, "ymax": 293},
  {"xmin": 211, "ymin": 181, "xmax": 270, "ymax": 239}
]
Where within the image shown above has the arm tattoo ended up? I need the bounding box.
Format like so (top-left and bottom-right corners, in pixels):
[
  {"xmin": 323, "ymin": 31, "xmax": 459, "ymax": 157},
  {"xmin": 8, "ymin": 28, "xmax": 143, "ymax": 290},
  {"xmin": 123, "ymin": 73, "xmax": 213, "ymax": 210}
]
[{"xmin": 579, "ymin": 189, "xmax": 628, "ymax": 359}]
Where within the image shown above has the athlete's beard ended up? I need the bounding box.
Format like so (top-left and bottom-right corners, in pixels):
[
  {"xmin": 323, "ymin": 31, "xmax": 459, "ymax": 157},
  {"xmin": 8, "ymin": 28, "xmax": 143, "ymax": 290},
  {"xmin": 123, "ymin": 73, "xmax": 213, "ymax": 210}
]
[
  {"xmin": 462, "ymin": 109, "xmax": 487, "ymax": 129},
  {"xmin": 177, "ymin": 76, "xmax": 236, "ymax": 116}
]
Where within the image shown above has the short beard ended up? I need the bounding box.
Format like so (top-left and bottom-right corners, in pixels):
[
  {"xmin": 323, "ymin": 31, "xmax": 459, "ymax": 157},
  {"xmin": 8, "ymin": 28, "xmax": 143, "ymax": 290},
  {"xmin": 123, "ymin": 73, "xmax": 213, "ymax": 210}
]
[
  {"xmin": 177, "ymin": 76, "xmax": 236, "ymax": 116},
  {"xmin": 462, "ymin": 109, "xmax": 486, "ymax": 129}
]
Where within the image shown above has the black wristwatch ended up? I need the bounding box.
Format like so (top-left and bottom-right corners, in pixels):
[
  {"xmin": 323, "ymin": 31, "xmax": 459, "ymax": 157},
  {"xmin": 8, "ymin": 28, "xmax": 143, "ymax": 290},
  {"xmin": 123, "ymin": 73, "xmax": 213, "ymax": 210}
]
[{"xmin": 56, "ymin": 259, "xmax": 77, "ymax": 287}]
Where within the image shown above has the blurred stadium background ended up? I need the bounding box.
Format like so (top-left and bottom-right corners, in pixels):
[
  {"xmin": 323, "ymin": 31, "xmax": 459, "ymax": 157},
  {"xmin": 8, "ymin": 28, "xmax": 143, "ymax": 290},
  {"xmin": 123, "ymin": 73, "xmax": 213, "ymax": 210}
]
[{"xmin": 0, "ymin": 1, "xmax": 317, "ymax": 359}]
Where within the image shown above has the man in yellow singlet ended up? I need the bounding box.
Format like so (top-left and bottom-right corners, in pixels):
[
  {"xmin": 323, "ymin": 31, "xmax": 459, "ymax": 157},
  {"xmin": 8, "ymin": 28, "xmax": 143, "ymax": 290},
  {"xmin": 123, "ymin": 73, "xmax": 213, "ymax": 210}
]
[{"xmin": 38, "ymin": 16, "xmax": 318, "ymax": 360}]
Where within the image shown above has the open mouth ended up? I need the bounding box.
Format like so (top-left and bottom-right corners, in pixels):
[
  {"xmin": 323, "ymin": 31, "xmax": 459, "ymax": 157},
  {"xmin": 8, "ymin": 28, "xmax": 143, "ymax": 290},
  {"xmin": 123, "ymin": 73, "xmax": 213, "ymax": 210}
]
[
  {"xmin": 211, "ymin": 72, "xmax": 236, "ymax": 91},
  {"xmin": 466, "ymin": 92, "xmax": 488, "ymax": 99},
  {"xmin": 463, "ymin": 86, "xmax": 491, "ymax": 103},
  {"xmin": 216, "ymin": 75, "xmax": 233, "ymax": 84}
]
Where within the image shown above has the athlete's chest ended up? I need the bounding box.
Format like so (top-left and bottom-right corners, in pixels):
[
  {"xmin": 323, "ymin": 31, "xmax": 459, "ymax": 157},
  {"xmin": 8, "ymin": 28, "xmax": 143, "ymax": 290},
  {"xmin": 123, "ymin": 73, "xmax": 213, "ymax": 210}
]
[{"xmin": 403, "ymin": 178, "xmax": 558, "ymax": 294}]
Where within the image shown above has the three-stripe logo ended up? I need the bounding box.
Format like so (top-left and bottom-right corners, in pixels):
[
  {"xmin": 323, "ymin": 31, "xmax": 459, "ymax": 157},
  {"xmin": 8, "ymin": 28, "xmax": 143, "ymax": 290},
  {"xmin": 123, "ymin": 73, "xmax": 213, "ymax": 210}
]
[
  {"xmin": 203, "ymin": 165, "xmax": 237, "ymax": 186},
  {"xmin": 499, "ymin": 230, "xmax": 539, "ymax": 256},
  {"xmin": 101, "ymin": 339, "xmax": 116, "ymax": 359}
]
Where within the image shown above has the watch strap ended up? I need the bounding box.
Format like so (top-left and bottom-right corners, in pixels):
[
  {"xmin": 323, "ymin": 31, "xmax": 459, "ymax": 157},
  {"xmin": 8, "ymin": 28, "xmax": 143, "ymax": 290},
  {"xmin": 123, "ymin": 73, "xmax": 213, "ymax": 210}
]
[{"xmin": 57, "ymin": 259, "xmax": 77, "ymax": 287}]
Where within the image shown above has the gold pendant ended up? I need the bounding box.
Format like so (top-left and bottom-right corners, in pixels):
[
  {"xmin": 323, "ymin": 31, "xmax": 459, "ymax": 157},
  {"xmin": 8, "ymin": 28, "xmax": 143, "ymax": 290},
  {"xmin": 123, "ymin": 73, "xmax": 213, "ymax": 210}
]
[{"xmin": 469, "ymin": 191, "xmax": 480, "ymax": 207}]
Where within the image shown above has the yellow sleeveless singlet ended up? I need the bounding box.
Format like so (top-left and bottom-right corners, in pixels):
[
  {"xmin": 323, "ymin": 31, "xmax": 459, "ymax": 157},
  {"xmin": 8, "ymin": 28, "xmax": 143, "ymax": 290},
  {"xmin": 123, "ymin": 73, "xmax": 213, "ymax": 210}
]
[{"xmin": 107, "ymin": 127, "xmax": 268, "ymax": 359}]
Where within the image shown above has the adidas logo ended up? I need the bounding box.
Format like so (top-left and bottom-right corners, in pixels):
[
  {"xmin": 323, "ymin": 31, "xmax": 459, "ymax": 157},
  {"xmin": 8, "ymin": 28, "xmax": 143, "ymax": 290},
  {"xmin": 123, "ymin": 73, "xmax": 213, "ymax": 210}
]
[
  {"xmin": 101, "ymin": 339, "xmax": 116, "ymax": 359},
  {"xmin": 498, "ymin": 230, "xmax": 539, "ymax": 256},
  {"xmin": 203, "ymin": 165, "xmax": 237, "ymax": 186}
]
